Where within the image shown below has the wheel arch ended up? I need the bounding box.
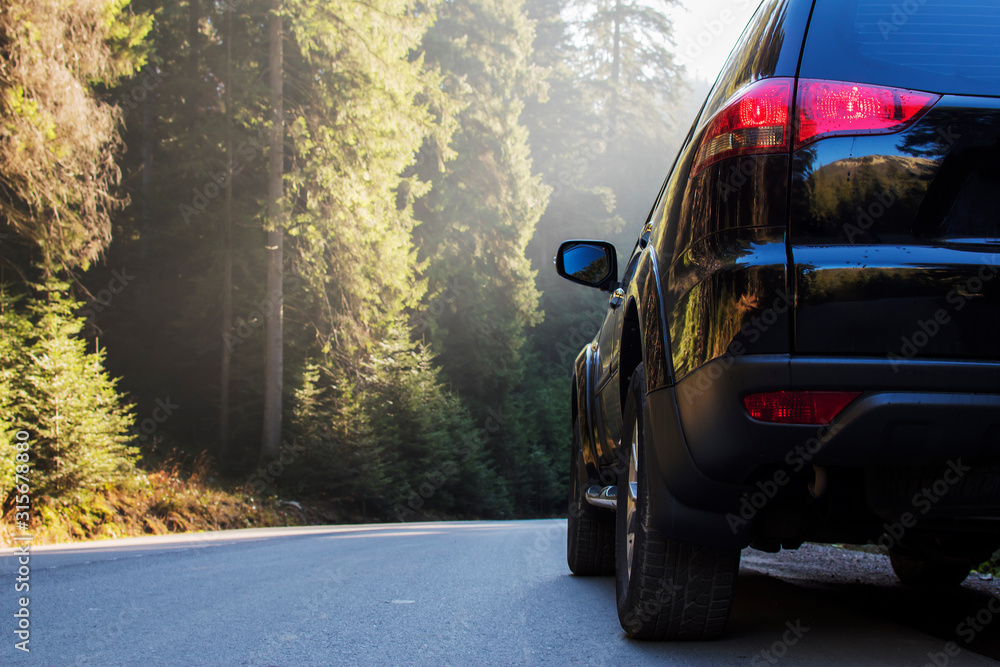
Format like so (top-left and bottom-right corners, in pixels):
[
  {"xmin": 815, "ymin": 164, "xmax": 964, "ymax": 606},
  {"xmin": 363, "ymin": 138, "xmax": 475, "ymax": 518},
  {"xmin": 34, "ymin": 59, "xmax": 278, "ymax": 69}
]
[
  {"xmin": 620, "ymin": 246, "xmax": 674, "ymax": 416},
  {"xmin": 573, "ymin": 344, "xmax": 601, "ymax": 482},
  {"xmin": 619, "ymin": 298, "xmax": 643, "ymax": 416}
]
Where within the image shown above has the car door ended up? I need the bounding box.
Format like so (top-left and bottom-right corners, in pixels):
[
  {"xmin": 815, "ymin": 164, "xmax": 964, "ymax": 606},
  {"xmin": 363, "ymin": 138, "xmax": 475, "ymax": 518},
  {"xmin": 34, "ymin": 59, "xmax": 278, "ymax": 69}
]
[{"xmin": 593, "ymin": 238, "xmax": 645, "ymax": 464}]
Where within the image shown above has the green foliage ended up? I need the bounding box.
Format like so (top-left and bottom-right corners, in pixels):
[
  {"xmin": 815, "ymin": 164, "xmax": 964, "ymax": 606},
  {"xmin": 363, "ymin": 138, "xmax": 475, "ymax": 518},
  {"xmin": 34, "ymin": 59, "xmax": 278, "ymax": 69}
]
[
  {"xmin": 287, "ymin": 327, "xmax": 510, "ymax": 518},
  {"xmin": 0, "ymin": 0, "xmax": 697, "ymax": 533},
  {"xmin": 0, "ymin": 293, "xmax": 32, "ymax": 495},
  {"xmin": 0, "ymin": 284, "xmax": 137, "ymax": 508},
  {"xmin": 978, "ymin": 551, "xmax": 1000, "ymax": 578},
  {"xmin": 282, "ymin": 0, "xmax": 457, "ymax": 366},
  {"xmin": 413, "ymin": 0, "xmax": 549, "ymax": 406},
  {"xmin": 406, "ymin": 0, "xmax": 563, "ymax": 516},
  {"xmin": 0, "ymin": 0, "xmax": 151, "ymax": 276}
]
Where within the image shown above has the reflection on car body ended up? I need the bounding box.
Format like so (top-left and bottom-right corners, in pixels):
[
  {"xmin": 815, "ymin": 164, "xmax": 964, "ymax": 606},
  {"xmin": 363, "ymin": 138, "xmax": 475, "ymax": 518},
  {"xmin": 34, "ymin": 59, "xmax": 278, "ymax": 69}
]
[{"xmin": 557, "ymin": 0, "xmax": 1000, "ymax": 641}]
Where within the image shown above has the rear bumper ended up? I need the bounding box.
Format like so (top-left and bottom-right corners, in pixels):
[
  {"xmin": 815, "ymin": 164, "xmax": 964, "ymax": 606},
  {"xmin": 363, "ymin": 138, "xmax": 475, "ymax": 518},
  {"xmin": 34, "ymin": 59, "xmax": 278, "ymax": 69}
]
[{"xmin": 643, "ymin": 354, "xmax": 1000, "ymax": 547}]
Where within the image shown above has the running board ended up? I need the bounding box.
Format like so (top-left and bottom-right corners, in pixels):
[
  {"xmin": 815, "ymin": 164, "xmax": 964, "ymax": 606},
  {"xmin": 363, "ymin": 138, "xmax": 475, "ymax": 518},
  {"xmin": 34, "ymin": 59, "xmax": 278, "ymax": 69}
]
[{"xmin": 585, "ymin": 485, "xmax": 617, "ymax": 510}]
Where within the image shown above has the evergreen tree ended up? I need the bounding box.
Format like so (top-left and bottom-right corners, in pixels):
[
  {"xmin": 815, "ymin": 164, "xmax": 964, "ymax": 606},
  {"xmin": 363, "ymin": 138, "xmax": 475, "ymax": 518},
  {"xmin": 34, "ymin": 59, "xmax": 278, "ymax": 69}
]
[
  {"xmin": 281, "ymin": 0, "xmax": 455, "ymax": 369},
  {"xmin": 0, "ymin": 1, "xmax": 147, "ymax": 513},
  {"xmin": 287, "ymin": 329, "xmax": 509, "ymax": 519},
  {"xmin": 261, "ymin": 0, "xmax": 285, "ymax": 461},
  {"xmin": 95, "ymin": 0, "xmax": 273, "ymax": 466},
  {"xmin": 513, "ymin": 0, "xmax": 690, "ymax": 516},
  {"xmin": 0, "ymin": 285, "xmax": 137, "ymax": 507},
  {"xmin": 409, "ymin": 0, "xmax": 557, "ymax": 514},
  {"xmin": 98, "ymin": 0, "xmax": 503, "ymax": 518},
  {"xmin": 0, "ymin": 0, "xmax": 151, "ymax": 277},
  {"xmin": 568, "ymin": 0, "xmax": 683, "ymax": 137}
]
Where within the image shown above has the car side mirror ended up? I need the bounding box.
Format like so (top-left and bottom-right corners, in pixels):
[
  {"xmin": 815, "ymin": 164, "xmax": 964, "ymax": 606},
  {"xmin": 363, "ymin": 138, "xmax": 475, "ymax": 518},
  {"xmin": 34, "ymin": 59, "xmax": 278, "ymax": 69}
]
[{"xmin": 555, "ymin": 240, "xmax": 618, "ymax": 292}]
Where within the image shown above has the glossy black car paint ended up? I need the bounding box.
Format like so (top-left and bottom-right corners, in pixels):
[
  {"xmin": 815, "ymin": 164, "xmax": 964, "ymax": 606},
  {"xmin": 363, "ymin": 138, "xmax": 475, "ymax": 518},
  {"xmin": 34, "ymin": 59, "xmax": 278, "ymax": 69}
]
[
  {"xmin": 791, "ymin": 98, "xmax": 1000, "ymax": 360},
  {"xmin": 561, "ymin": 0, "xmax": 1000, "ymax": 560}
]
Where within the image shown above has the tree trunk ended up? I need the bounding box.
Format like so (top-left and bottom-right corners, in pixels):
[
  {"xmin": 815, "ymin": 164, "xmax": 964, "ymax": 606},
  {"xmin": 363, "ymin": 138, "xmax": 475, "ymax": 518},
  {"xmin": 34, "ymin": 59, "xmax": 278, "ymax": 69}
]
[
  {"xmin": 140, "ymin": 66, "xmax": 154, "ymax": 260},
  {"xmin": 610, "ymin": 0, "xmax": 622, "ymax": 136},
  {"xmin": 187, "ymin": 0, "xmax": 201, "ymax": 119},
  {"xmin": 261, "ymin": 0, "xmax": 284, "ymax": 461},
  {"xmin": 219, "ymin": 0, "xmax": 234, "ymax": 458}
]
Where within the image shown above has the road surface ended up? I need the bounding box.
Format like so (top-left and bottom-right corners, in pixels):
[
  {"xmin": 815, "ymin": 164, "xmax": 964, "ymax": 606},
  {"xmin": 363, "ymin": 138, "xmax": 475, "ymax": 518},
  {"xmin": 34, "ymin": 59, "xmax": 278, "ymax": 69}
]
[{"xmin": 2, "ymin": 521, "xmax": 998, "ymax": 666}]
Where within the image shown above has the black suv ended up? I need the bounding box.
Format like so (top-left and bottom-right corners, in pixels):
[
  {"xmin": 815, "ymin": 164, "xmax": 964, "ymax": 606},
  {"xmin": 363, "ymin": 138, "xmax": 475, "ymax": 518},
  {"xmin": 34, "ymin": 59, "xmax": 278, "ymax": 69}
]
[{"xmin": 556, "ymin": 0, "xmax": 1000, "ymax": 641}]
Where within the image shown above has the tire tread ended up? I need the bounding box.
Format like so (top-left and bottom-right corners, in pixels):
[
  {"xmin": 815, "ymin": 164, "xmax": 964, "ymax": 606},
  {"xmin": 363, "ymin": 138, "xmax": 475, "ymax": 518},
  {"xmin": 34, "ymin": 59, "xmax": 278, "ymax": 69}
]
[{"xmin": 616, "ymin": 364, "xmax": 740, "ymax": 640}]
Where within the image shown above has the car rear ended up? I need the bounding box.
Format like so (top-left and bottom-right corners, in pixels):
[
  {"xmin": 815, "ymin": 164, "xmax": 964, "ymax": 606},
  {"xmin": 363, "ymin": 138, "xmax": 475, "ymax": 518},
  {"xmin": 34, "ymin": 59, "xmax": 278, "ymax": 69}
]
[
  {"xmin": 662, "ymin": 0, "xmax": 1000, "ymax": 562},
  {"xmin": 783, "ymin": 0, "xmax": 1000, "ymax": 562},
  {"xmin": 790, "ymin": 0, "xmax": 1000, "ymax": 364}
]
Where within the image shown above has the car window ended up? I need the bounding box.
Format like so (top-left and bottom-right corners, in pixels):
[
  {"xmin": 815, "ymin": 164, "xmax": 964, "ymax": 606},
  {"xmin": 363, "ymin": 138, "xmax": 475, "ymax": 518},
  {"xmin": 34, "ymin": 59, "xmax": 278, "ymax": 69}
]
[{"xmin": 801, "ymin": 0, "xmax": 1000, "ymax": 96}]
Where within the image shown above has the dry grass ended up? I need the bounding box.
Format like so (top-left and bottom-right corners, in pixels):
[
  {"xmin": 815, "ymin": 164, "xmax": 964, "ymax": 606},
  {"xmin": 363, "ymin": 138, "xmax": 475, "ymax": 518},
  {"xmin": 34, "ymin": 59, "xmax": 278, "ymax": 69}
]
[{"xmin": 0, "ymin": 451, "xmax": 317, "ymax": 547}]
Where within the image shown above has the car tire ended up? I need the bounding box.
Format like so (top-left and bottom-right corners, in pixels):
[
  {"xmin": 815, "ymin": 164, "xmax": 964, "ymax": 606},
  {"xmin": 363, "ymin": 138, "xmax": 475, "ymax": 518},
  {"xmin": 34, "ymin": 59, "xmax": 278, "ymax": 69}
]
[
  {"xmin": 567, "ymin": 416, "xmax": 615, "ymax": 576},
  {"xmin": 616, "ymin": 363, "xmax": 740, "ymax": 640},
  {"xmin": 888, "ymin": 549, "xmax": 970, "ymax": 587}
]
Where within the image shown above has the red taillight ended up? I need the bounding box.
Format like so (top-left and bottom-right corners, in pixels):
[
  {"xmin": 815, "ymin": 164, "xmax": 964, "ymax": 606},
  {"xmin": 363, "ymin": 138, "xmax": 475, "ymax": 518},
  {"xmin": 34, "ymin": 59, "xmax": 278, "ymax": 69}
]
[
  {"xmin": 743, "ymin": 391, "xmax": 862, "ymax": 425},
  {"xmin": 692, "ymin": 78, "xmax": 792, "ymax": 175},
  {"xmin": 690, "ymin": 78, "xmax": 940, "ymax": 176},
  {"xmin": 796, "ymin": 80, "xmax": 939, "ymax": 149}
]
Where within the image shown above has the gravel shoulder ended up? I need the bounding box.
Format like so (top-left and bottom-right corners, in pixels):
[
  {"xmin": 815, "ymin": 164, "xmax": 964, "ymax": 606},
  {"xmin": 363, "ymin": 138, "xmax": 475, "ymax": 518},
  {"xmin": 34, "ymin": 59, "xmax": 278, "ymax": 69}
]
[{"xmin": 742, "ymin": 543, "xmax": 1000, "ymax": 662}]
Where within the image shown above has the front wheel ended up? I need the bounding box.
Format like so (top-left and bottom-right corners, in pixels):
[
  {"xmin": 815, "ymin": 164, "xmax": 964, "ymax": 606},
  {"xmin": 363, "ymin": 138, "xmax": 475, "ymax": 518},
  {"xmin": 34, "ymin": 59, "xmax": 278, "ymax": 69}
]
[{"xmin": 616, "ymin": 364, "xmax": 740, "ymax": 640}]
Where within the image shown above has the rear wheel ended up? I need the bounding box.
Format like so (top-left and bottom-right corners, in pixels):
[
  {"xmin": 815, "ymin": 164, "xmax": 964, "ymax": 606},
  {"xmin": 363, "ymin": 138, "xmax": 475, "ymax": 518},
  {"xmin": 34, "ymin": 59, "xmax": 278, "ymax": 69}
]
[
  {"xmin": 616, "ymin": 364, "xmax": 740, "ymax": 640},
  {"xmin": 888, "ymin": 549, "xmax": 971, "ymax": 587},
  {"xmin": 567, "ymin": 416, "xmax": 615, "ymax": 576}
]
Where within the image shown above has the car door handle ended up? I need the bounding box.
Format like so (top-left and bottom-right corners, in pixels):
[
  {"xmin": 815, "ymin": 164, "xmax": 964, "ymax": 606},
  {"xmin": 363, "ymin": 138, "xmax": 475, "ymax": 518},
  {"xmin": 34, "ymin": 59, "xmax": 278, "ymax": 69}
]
[{"xmin": 609, "ymin": 288, "xmax": 625, "ymax": 309}]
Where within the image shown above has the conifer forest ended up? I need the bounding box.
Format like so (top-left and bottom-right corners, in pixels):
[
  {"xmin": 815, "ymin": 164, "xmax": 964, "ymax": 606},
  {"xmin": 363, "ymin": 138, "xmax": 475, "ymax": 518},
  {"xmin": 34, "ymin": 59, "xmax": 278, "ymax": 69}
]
[{"xmin": 0, "ymin": 0, "xmax": 701, "ymax": 534}]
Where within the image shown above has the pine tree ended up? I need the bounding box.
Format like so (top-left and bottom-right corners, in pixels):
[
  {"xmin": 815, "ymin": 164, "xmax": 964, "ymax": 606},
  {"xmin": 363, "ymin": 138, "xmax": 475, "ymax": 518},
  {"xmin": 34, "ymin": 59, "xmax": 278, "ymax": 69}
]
[
  {"xmin": 0, "ymin": 285, "xmax": 137, "ymax": 506},
  {"xmin": 0, "ymin": 1, "xmax": 148, "ymax": 512},
  {"xmin": 412, "ymin": 0, "xmax": 550, "ymax": 421},
  {"xmin": 96, "ymin": 0, "xmax": 274, "ymax": 465},
  {"xmin": 261, "ymin": 0, "xmax": 285, "ymax": 461},
  {"xmin": 287, "ymin": 328, "xmax": 510, "ymax": 519},
  {"xmin": 281, "ymin": 0, "xmax": 456, "ymax": 367},
  {"xmin": 0, "ymin": 0, "xmax": 151, "ymax": 277}
]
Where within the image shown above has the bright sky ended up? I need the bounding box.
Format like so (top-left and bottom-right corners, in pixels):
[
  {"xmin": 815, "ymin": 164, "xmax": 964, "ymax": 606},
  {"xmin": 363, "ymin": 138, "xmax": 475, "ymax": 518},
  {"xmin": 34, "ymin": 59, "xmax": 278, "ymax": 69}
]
[{"xmin": 668, "ymin": 0, "xmax": 760, "ymax": 81}]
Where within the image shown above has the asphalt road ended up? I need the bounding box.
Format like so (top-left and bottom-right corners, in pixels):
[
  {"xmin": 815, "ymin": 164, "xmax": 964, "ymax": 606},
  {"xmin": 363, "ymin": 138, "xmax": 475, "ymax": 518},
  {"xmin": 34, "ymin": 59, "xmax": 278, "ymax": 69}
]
[{"xmin": 1, "ymin": 521, "xmax": 998, "ymax": 666}]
